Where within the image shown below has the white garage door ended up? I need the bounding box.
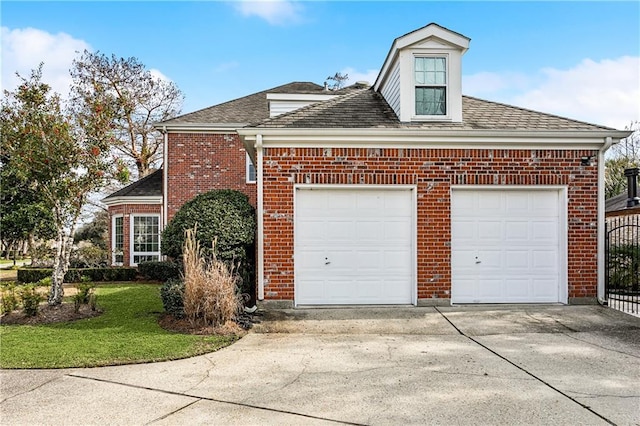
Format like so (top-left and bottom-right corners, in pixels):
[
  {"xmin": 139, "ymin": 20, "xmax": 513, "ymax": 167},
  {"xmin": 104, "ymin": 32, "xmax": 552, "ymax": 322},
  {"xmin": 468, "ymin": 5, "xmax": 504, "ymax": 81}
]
[
  {"xmin": 295, "ymin": 188, "xmax": 414, "ymax": 305},
  {"xmin": 451, "ymin": 189, "xmax": 563, "ymax": 304}
]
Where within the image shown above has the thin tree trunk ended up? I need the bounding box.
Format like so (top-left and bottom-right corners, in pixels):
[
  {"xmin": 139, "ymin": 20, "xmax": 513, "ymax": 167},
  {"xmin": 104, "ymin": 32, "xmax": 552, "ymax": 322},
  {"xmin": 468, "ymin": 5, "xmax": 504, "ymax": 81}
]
[
  {"xmin": 48, "ymin": 204, "xmax": 79, "ymax": 306},
  {"xmin": 48, "ymin": 228, "xmax": 67, "ymax": 305}
]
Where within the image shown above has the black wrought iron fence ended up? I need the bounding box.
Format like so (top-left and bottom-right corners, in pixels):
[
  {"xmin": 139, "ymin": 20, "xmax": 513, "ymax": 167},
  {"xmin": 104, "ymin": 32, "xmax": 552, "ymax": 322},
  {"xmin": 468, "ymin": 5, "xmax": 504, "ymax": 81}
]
[{"xmin": 605, "ymin": 214, "xmax": 640, "ymax": 315}]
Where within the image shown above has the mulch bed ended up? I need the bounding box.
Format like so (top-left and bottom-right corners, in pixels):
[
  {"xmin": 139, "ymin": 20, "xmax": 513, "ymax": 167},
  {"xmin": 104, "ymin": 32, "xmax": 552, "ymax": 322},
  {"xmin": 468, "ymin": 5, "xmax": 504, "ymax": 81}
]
[{"xmin": 1, "ymin": 303, "xmax": 103, "ymax": 325}]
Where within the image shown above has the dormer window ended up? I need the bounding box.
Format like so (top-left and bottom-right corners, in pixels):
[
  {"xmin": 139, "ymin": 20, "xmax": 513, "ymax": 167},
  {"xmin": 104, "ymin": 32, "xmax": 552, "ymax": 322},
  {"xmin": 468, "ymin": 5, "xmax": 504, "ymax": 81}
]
[{"xmin": 414, "ymin": 56, "xmax": 447, "ymax": 116}]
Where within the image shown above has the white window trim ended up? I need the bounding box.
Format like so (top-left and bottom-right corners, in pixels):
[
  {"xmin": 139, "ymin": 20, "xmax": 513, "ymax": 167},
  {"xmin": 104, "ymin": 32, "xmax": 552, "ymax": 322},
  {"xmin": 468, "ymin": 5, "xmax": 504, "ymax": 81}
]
[
  {"xmin": 129, "ymin": 214, "xmax": 161, "ymax": 267},
  {"xmin": 111, "ymin": 214, "xmax": 124, "ymax": 266},
  {"xmin": 412, "ymin": 53, "xmax": 451, "ymax": 121},
  {"xmin": 246, "ymin": 153, "xmax": 256, "ymax": 183}
]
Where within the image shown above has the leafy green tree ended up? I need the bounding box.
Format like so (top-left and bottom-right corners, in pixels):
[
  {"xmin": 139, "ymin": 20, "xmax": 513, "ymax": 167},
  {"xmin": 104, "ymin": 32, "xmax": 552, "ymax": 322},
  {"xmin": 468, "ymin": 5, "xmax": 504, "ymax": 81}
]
[
  {"xmin": 605, "ymin": 121, "xmax": 639, "ymax": 199},
  {"xmin": 74, "ymin": 210, "xmax": 109, "ymax": 249},
  {"xmin": 0, "ymin": 65, "xmax": 128, "ymax": 305},
  {"xmin": 70, "ymin": 51, "xmax": 183, "ymax": 179},
  {"xmin": 0, "ymin": 152, "xmax": 56, "ymax": 263}
]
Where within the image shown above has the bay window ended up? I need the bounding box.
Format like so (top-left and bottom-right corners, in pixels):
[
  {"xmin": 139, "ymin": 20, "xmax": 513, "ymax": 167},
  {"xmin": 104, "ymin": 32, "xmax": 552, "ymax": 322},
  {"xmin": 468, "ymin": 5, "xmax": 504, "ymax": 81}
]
[{"xmin": 131, "ymin": 215, "xmax": 160, "ymax": 265}]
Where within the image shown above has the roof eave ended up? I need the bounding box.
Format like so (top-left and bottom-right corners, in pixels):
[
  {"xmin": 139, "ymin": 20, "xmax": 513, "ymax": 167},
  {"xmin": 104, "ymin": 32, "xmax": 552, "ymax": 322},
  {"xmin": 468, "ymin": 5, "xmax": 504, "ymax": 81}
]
[
  {"xmin": 238, "ymin": 128, "xmax": 631, "ymax": 153},
  {"xmin": 153, "ymin": 122, "xmax": 248, "ymax": 132},
  {"xmin": 238, "ymin": 127, "xmax": 631, "ymax": 140},
  {"xmin": 102, "ymin": 195, "xmax": 163, "ymax": 207}
]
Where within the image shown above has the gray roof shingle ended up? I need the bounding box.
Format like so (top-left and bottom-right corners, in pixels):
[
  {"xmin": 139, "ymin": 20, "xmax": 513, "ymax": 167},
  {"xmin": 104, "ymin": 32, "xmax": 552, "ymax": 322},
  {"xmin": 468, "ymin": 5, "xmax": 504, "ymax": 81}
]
[
  {"xmin": 162, "ymin": 82, "xmax": 334, "ymax": 126},
  {"xmin": 255, "ymin": 88, "xmax": 617, "ymax": 131},
  {"xmin": 103, "ymin": 169, "xmax": 162, "ymax": 199}
]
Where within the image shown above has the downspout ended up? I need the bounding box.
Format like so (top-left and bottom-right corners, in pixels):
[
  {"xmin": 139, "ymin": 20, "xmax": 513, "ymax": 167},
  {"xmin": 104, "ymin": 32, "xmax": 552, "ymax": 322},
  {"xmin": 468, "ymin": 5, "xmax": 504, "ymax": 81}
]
[
  {"xmin": 256, "ymin": 134, "xmax": 265, "ymax": 301},
  {"xmin": 162, "ymin": 126, "xmax": 168, "ymax": 229},
  {"xmin": 597, "ymin": 136, "xmax": 614, "ymax": 303},
  {"xmin": 161, "ymin": 126, "xmax": 168, "ymax": 261}
]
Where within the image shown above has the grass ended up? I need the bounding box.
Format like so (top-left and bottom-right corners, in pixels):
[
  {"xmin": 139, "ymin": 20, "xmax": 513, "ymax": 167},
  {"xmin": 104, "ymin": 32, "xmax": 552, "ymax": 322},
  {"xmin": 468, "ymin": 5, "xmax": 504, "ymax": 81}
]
[{"xmin": 0, "ymin": 283, "xmax": 239, "ymax": 369}]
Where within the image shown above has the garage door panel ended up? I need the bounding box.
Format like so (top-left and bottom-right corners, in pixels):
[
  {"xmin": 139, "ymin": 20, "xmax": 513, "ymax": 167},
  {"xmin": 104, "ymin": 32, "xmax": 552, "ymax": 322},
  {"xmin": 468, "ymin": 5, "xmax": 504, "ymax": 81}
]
[
  {"xmin": 479, "ymin": 279, "xmax": 503, "ymax": 298},
  {"xmin": 296, "ymin": 188, "xmax": 413, "ymax": 305},
  {"xmin": 297, "ymin": 249, "xmax": 326, "ymax": 270},
  {"xmin": 297, "ymin": 219, "xmax": 327, "ymax": 241},
  {"xmin": 451, "ymin": 220, "xmax": 475, "ymax": 240},
  {"xmin": 478, "ymin": 221, "xmax": 502, "ymax": 240},
  {"xmin": 384, "ymin": 220, "xmax": 411, "ymax": 239},
  {"xmin": 532, "ymin": 279, "xmax": 558, "ymax": 298},
  {"xmin": 383, "ymin": 249, "xmax": 412, "ymax": 270},
  {"xmin": 477, "ymin": 250, "xmax": 502, "ymax": 268},
  {"xmin": 505, "ymin": 221, "xmax": 529, "ymax": 240},
  {"xmin": 505, "ymin": 279, "xmax": 530, "ymax": 298},
  {"xmin": 478, "ymin": 192, "xmax": 502, "ymax": 211},
  {"xmin": 327, "ymin": 220, "xmax": 355, "ymax": 241},
  {"xmin": 505, "ymin": 251, "xmax": 530, "ymax": 269},
  {"xmin": 356, "ymin": 250, "xmax": 383, "ymax": 271},
  {"xmin": 532, "ymin": 250, "xmax": 557, "ymax": 269},
  {"xmin": 532, "ymin": 221, "xmax": 558, "ymax": 241},
  {"xmin": 356, "ymin": 221, "xmax": 382, "ymax": 241},
  {"xmin": 452, "ymin": 189, "xmax": 562, "ymax": 304}
]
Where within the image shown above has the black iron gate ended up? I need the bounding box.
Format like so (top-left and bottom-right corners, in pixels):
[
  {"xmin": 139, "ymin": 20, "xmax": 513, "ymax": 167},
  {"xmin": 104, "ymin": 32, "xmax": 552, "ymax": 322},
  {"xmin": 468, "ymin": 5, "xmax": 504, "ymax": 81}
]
[{"xmin": 605, "ymin": 215, "xmax": 640, "ymax": 315}]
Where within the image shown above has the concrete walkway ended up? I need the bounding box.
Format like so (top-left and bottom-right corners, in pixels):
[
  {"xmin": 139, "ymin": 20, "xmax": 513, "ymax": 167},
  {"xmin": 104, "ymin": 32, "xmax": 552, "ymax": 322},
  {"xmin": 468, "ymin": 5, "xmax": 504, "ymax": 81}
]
[{"xmin": 1, "ymin": 305, "xmax": 639, "ymax": 425}]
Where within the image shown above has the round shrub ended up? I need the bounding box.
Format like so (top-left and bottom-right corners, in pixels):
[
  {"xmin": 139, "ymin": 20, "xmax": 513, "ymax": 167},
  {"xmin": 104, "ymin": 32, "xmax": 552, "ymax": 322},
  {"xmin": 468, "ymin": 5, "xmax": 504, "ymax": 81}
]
[
  {"xmin": 161, "ymin": 190, "xmax": 255, "ymax": 292},
  {"xmin": 160, "ymin": 278, "xmax": 185, "ymax": 318}
]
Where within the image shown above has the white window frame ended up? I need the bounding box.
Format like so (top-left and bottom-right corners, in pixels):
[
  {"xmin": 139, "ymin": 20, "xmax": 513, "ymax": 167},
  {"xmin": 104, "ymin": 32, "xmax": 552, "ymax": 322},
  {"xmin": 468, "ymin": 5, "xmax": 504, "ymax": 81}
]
[
  {"xmin": 246, "ymin": 153, "xmax": 256, "ymax": 183},
  {"xmin": 130, "ymin": 214, "xmax": 161, "ymax": 266},
  {"xmin": 111, "ymin": 214, "xmax": 124, "ymax": 266},
  {"xmin": 413, "ymin": 54, "xmax": 449, "ymax": 120}
]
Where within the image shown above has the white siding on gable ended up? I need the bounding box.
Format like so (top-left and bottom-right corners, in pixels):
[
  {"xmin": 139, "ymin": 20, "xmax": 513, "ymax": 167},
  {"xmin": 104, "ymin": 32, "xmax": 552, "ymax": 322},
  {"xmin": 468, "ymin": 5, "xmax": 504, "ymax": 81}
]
[
  {"xmin": 380, "ymin": 61, "xmax": 401, "ymax": 118},
  {"xmin": 269, "ymin": 100, "xmax": 317, "ymax": 117}
]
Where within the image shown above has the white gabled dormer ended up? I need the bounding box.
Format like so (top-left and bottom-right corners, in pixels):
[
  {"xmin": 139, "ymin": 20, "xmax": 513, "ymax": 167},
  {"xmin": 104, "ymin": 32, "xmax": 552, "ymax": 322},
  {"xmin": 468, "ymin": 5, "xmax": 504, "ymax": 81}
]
[{"xmin": 374, "ymin": 23, "xmax": 470, "ymax": 123}]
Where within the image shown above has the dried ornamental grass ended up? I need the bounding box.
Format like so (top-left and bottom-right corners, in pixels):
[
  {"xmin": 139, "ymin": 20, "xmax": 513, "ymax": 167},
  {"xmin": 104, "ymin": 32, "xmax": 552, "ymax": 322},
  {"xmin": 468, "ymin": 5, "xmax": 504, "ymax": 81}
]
[{"xmin": 182, "ymin": 227, "xmax": 242, "ymax": 327}]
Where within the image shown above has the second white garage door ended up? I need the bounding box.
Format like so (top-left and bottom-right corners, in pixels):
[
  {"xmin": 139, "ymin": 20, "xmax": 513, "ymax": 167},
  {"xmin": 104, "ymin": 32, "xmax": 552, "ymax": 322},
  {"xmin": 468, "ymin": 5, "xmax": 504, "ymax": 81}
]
[
  {"xmin": 295, "ymin": 187, "xmax": 414, "ymax": 305},
  {"xmin": 451, "ymin": 188, "xmax": 565, "ymax": 304}
]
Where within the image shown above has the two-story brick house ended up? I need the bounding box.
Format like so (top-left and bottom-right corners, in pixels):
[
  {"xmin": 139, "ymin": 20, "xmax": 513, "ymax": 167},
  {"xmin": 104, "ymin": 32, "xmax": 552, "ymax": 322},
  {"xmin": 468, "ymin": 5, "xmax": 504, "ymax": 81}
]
[{"xmin": 105, "ymin": 23, "xmax": 630, "ymax": 307}]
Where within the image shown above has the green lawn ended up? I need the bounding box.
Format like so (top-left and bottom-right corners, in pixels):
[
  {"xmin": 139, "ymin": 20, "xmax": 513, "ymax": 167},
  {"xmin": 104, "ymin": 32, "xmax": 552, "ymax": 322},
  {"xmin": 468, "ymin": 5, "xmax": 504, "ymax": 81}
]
[{"xmin": 0, "ymin": 283, "xmax": 239, "ymax": 369}]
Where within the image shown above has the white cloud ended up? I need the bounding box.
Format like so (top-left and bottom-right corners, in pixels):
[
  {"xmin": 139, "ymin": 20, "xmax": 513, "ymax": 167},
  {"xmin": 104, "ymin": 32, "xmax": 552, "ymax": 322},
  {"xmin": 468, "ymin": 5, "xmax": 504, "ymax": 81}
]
[
  {"xmin": 149, "ymin": 68, "xmax": 171, "ymax": 82},
  {"xmin": 341, "ymin": 67, "xmax": 379, "ymax": 87},
  {"xmin": 463, "ymin": 57, "xmax": 640, "ymax": 130},
  {"xmin": 232, "ymin": 0, "xmax": 303, "ymax": 26},
  {"xmin": 213, "ymin": 61, "xmax": 240, "ymax": 73},
  {"xmin": 1, "ymin": 26, "xmax": 90, "ymax": 97}
]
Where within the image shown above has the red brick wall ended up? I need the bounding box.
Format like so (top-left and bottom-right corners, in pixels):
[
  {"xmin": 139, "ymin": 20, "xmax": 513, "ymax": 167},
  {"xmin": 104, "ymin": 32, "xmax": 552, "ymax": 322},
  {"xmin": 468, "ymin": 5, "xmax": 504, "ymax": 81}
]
[
  {"xmin": 166, "ymin": 132, "xmax": 257, "ymax": 221},
  {"xmin": 107, "ymin": 203, "xmax": 162, "ymax": 267},
  {"xmin": 261, "ymin": 147, "xmax": 599, "ymax": 302}
]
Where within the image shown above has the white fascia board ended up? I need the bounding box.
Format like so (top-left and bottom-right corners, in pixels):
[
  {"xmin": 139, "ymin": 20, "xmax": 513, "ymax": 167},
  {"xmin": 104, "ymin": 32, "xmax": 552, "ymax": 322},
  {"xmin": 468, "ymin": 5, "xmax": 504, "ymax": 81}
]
[
  {"xmin": 102, "ymin": 196, "xmax": 163, "ymax": 207},
  {"xmin": 238, "ymin": 128, "xmax": 630, "ymax": 149},
  {"xmin": 397, "ymin": 28, "xmax": 470, "ymax": 52},
  {"xmin": 266, "ymin": 93, "xmax": 339, "ymax": 101},
  {"xmin": 153, "ymin": 122, "xmax": 247, "ymax": 133}
]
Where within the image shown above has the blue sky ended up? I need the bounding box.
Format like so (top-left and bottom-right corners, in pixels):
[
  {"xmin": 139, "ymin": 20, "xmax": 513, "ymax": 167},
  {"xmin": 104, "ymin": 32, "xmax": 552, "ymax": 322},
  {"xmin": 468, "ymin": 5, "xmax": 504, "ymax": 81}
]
[{"xmin": 2, "ymin": 1, "xmax": 639, "ymax": 129}]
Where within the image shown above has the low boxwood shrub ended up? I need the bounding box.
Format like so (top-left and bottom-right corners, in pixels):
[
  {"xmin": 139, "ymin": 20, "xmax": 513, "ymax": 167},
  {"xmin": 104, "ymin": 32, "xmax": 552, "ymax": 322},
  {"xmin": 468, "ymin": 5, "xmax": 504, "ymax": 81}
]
[
  {"xmin": 138, "ymin": 261, "xmax": 181, "ymax": 282},
  {"xmin": 160, "ymin": 278, "xmax": 185, "ymax": 318},
  {"xmin": 0, "ymin": 282, "xmax": 19, "ymax": 314},
  {"xmin": 19, "ymin": 285, "xmax": 43, "ymax": 317},
  {"xmin": 17, "ymin": 267, "xmax": 137, "ymax": 284}
]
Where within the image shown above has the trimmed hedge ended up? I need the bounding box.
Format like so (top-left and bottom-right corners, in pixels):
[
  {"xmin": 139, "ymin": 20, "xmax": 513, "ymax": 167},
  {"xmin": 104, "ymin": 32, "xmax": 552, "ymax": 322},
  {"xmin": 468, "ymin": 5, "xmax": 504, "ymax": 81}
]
[
  {"xmin": 137, "ymin": 261, "xmax": 181, "ymax": 282},
  {"xmin": 17, "ymin": 268, "xmax": 137, "ymax": 284},
  {"xmin": 161, "ymin": 189, "xmax": 256, "ymax": 295}
]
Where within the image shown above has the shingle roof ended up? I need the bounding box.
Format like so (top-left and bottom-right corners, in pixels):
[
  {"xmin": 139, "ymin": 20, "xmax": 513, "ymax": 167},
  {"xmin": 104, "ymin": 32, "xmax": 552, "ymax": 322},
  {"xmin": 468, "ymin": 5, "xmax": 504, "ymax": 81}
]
[
  {"xmin": 606, "ymin": 192, "xmax": 640, "ymax": 214},
  {"xmin": 606, "ymin": 193, "xmax": 629, "ymax": 213},
  {"xmin": 161, "ymin": 82, "xmax": 336, "ymax": 126},
  {"xmin": 103, "ymin": 169, "xmax": 162, "ymax": 199},
  {"xmin": 255, "ymin": 88, "xmax": 617, "ymax": 131}
]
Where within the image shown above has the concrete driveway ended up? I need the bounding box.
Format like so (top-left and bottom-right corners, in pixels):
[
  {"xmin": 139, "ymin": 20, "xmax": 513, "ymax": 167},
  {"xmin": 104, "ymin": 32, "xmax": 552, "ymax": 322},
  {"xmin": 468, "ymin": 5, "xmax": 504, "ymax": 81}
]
[{"xmin": 1, "ymin": 305, "xmax": 639, "ymax": 425}]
